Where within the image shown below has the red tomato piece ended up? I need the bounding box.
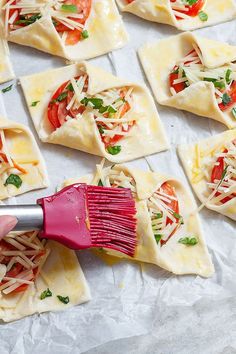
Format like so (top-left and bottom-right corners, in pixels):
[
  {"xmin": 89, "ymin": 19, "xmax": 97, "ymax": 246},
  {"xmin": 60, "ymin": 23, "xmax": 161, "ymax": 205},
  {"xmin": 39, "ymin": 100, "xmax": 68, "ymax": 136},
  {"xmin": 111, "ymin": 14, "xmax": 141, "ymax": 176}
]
[
  {"xmin": 171, "ymin": 0, "xmax": 205, "ymax": 18},
  {"xmin": 219, "ymin": 81, "xmax": 236, "ymax": 112}
]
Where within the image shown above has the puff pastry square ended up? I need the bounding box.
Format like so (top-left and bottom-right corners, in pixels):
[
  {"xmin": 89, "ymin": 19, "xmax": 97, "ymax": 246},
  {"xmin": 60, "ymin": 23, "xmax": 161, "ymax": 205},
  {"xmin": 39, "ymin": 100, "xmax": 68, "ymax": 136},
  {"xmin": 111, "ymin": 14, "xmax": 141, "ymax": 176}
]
[
  {"xmin": 178, "ymin": 129, "xmax": 236, "ymax": 221},
  {"xmin": 20, "ymin": 61, "xmax": 169, "ymax": 163},
  {"xmin": 62, "ymin": 162, "xmax": 214, "ymax": 277},
  {"xmin": 0, "ymin": 116, "xmax": 49, "ymax": 199},
  {"xmin": 0, "ymin": 24, "xmax": 14, "ymax": 84},
  {"xmin": 1, "ymin": 0, "xmax": 128, "ymax": 60},
  {"xmin": 117, "ymin": 0, "xmax": 236, "ymax": 31},
  {"xmin": 139, "ymin": 32, "xmax": 236, "ymax": 129},
  {"xmin": 0, "ymin": 230, "xmax": 91, "ymax": 322}
]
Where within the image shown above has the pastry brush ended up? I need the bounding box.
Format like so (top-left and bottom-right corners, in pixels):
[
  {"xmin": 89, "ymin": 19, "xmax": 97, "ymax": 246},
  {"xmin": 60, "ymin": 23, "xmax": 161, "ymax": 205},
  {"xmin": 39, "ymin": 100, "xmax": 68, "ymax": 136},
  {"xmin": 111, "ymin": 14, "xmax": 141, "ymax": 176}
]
[{"xmin": 0, "ymin": 183, "xmax": 137, "ymax": 256}]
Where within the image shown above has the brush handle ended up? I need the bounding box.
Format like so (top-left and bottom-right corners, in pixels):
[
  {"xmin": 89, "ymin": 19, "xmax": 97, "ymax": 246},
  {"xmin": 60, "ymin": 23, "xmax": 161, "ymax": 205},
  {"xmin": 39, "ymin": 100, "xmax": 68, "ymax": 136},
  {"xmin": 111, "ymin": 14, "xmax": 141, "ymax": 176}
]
[{"xmin": 0, "ymin": 205, "xmax": 43, "ymax": 231}]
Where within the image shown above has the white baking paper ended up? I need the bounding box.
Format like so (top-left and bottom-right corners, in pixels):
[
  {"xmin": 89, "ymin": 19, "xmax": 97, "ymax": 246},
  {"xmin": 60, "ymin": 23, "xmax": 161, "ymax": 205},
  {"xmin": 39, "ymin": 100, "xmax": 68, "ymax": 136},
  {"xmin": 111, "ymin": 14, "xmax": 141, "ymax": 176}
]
[{"xmin": 0, "ymin": 10, "xmax": 236, "ymax": 354}]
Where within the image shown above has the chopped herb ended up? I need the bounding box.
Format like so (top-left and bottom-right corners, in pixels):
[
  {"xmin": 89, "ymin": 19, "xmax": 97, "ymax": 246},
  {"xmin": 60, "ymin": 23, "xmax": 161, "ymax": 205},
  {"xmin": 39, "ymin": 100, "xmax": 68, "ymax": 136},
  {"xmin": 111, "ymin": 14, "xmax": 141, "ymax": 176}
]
[
  {"xmin": 81, "ymin": 30, "xmax": 89, "ymax": 39},
  {"xmin": 178, "ymin": 237, "xmax": 198, "ymax": 246},
  {"xmin": 15, "ymin": 13, "xmax": 41, "ymax": 25},
  {"xmin": 222, "ymin": 93, "xmax": 231, "ymax": 106},
  {"xmin": 226, "ymin": 69, "xmax": 232, "ymax": 84},
  {"xmin": 51, "ymin": 92, "xmax": 68, "ymax": 104},
  {"xmin": 107, "ymin": 145, "xmax": 121, "ymax": 155},
  {"xmin": 155, "ymin": 213, "xmax": 163, "ymax": 219},
  {"xmin": 186, "ymin": 0, "xmax": 198, "ymax": 4},
  {"xmin": 97, "ymin": 125, "xmax": 104, "ymax": 134},
  {"xmin": 232, "ymin": 107, "xmax": 236, "ymax": 119},
  {"xmin": 31, "ymin": 101, "xmax": 40, "ymax": 107},
  {"xmin": 98, "ymin": 179, "xmax": 103, "ymax": 186},
  {"xmin": 203, "ymin": 78, "xmax": 216, "ymax": 83},
  {"xmin": 2, "ymin": 84, "xmax": 13, "ymax": 93},
  {"xmin": 81, "ymin": 97, "xmax": 103, "ymax": 109},
  {"xmin": 107, "ymin": 106, "xmax": 117, "ymax": 114},
  {"xmin": 40, "ymin": 288, "xmax": 52, "ymax": 300},
  {"xmin": 66, "ymin": 83, "xmax": 74, "ymax": 92},
  {"xmin": 198, "ymin": 11, "xmax": 208, "ymax": 22},
  {"xmin": 172, "ymin": 212, "xmax": 184, "ymax": 224},
  {"xmin": 4, "ymin": 174, "xmax": 22, "ymax": 189},
  {"xmin": 214, "ymin": 81, "xmax": 225, "ymax": 90},
  {"xmin": 57, "ymin": 295, "xmax": 70, "ymax": 304},
  {"xmin": 154, "ymin": 234, "xmax": 162, "ymax": 244},
  {"xmin": 172, "ymin": 67, "xmax": 179, "ymax": 74},
  {"xmin": 98, "ymin": 106, "xmax": 108, "ymax": 114},
  {"xmin": 220, "ymin": 166, "xmax": 228, "ymax": 183},
  {"xmin": 61, "ymin": 4, "xmax": 77, "ymax": 12}
]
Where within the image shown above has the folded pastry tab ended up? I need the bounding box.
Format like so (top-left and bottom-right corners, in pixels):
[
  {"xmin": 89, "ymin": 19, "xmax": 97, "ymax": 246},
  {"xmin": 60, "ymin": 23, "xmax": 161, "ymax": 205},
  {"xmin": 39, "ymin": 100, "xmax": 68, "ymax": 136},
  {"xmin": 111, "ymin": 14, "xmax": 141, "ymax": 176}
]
[
  {"xmin": 1, "ymin": 0, "xmax": 128, "ymax": 60},
  {"xmin": 62, "ymin": 162, "xmax": 214, "ymax": 277},
  {"xmin": 139, "ymin": 32, "xmax": 236, "ymax": 129},
  {"xmin": 0, "ymin": 116, "xmax": 48, "ymax": 199},
  {"xmin": 20, "ymin": 61, "xmax": 169, "ymax": 163},
  {"xmin": 117, "ymin": 0, "xmax": 236, "ymax": 31},
  {"xmin": 0, "ymin": 23, "xmax": 14, "ymax": 84},
  {"xmin": 0, "ymin": 230, "xmax": 91, "ymax": 322},
  {"xmin": 178, "ymin": 129, "xmax": 236, "ymax": 221}
]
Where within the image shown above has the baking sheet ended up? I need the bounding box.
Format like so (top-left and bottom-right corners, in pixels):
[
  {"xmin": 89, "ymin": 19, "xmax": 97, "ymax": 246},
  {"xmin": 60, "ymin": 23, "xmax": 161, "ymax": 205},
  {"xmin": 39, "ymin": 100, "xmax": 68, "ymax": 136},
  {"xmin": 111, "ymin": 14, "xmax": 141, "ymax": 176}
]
[{"xmin": 0, "ymin": 8, "xmax": 236, "ymax": 354}]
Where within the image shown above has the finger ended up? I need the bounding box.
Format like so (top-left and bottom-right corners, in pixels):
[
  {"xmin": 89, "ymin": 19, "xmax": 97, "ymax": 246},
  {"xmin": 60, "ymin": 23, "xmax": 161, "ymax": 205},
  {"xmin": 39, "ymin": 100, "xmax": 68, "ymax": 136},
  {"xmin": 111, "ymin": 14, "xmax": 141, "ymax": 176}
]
[{"xmin": 0, "ymin": 216, "xmax": 18, "ymax": 240}]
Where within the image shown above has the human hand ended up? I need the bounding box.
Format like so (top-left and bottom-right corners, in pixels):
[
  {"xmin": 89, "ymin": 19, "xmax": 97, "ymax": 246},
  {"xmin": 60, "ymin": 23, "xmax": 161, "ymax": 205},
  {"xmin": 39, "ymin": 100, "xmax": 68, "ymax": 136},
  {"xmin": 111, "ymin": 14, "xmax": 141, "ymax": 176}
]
[{"xmin": 0, "ymin": 216, "xmax": 17, "ymax": 240}]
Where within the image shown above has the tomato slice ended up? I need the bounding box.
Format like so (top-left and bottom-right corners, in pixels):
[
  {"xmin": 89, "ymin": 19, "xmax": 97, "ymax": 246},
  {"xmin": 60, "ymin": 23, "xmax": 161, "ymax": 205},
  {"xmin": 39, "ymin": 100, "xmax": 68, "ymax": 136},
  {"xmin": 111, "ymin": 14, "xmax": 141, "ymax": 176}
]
[
  {"xmin": 218, "ymin": 81, "xmax": 236, "ymax": 112},
  {"xmin": 210, "ymin": 145, "xmax": 236, "ymax": 204},
  {"xmin": 47, "ymin": 76, "xmax": 87, "ymax": 130},
  {"xmin": 157, "ymin": 182, "xmax": 180, "ymax": 246},
  {"xmin": 170, "ymin": 0, "xmax": 205, "ymax": 18},
  {"xmin": 169, "ymin": 68, "xmax": 186, "ymax": 94}
]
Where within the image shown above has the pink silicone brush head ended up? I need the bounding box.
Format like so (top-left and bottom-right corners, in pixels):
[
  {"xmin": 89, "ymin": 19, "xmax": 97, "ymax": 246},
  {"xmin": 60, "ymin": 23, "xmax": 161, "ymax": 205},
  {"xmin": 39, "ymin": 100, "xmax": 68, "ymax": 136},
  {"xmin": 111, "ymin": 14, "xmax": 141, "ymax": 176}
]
[{"xmin": 37, "ymin": 183, "xmax": 137, "ymax": 257}]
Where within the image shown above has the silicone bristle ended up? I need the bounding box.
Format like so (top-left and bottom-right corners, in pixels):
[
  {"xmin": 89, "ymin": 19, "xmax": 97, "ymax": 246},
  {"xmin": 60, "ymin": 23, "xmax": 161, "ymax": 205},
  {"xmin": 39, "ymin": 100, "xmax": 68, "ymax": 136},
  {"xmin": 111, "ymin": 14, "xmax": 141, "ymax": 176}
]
[{"xmin": 87, "ymin": 185, "xmax": 137, "ymax": 257}]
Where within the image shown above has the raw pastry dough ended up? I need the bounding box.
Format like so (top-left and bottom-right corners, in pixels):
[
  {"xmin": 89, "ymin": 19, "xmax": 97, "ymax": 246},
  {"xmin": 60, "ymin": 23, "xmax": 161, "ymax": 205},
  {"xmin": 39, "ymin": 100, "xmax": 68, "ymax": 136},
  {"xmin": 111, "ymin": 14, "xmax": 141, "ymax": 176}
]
[
  {"xmin": 139, "ymin": 32, "xmax": 236, "ymax": 129},
  {"xmin": 0, "ymin": 23, "xmax": 14, "ymax": 84},
  {"xmin": 1, "ymin": 0, "xmax": 128, "ymax": 60},
  {"xmin": 0, "ymin": 230, "xmax": 91, "ymax": 322},
  {"xmin": 116, "ymin": 0, "xmax": 236, "ymax": 31},
  {"xmin": 20, "ymin": 61, "xmax": 169, "ymax": 163},
  {"xmin": 178, "ymin": 129, "xmax": 236, "ymax": 221},
  {"xmin": 62, "ymin": 163, "xmax": 214, "ymax": 277},
  {"xmin": 0, "ymin": 116, "xmax": 49, "ymax": 199}
]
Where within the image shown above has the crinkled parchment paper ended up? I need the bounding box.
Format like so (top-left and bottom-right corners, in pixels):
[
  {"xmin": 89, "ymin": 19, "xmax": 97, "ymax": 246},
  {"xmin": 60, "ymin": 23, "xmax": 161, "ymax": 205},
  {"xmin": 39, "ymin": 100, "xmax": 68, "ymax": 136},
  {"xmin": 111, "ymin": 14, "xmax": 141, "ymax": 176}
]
[{"xmin": 0, "ymin": 11, "xmax": 236, "ymax": 354}]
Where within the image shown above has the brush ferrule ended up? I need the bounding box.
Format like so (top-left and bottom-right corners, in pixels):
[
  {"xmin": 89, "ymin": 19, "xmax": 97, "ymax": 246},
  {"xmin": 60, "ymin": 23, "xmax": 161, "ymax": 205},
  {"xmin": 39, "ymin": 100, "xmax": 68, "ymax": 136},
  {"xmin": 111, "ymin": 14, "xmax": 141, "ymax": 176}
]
[{"xmin": 0, "ymin": 205, "xmax": 43, "ymax": 231}]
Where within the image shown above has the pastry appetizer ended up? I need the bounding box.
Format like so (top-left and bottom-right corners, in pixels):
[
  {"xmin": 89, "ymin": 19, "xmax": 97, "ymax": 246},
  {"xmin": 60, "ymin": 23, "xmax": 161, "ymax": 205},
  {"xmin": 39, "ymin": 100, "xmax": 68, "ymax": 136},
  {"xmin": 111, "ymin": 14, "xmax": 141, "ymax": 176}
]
[
  {"xmin": 116, "ymin": 0, "xmax": 236, "ymax": 31},
  {"xmin": 62, "ymin": 161, "xmax": 214, "ymax": 277},
  {"xmin": 139, "ymin": 32, "xmax": 236, "ymax": 129},
  {"xmin": 0, "ymin": 23, "xmax": 14, "ymax": 84},
  {"xmin": 1, "ymin": 0, "xmax": 128, "ymax": 60},
  {"xmin": 0, "ymin": 116, "xmax": 48, "ymax": 199},
  {"xmin": 178, "ymin": 129, "xmax": 236, "ymax": 221},
  {"xmin": 20, "ymin": 61, "xmax": 169, "ymax": 163},
  {"xmin": 0, "ymin": 230, "xmax": 91, "ymax": 322}
]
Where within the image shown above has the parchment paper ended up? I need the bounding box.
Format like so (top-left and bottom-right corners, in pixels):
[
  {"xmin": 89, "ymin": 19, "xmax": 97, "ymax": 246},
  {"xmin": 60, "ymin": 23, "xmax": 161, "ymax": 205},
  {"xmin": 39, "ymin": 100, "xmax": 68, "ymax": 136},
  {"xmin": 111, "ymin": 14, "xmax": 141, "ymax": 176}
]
[{"xmin": 0, "ymin": 9, "xmax": 236, "ymax": 354}]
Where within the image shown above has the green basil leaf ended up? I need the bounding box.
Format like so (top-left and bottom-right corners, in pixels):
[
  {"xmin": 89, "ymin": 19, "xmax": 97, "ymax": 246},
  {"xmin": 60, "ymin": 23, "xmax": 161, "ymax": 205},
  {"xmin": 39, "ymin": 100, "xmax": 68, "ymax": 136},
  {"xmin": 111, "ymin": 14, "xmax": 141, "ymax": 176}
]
[
  {"xmin": 81, "ymin": 30, "xmax": 89, "ymax": 39},
  {"xmin": 178, "ymin": 237, "xmax": 198, "ymax": 246},
  {"xmin": 40, "ymin": 288, "xmax": 52, "ymax": 300},
  {"xmin": 225, "ymin": 69, "xmax": 232, "ymax": 84},
  {"xmin": 57, "ymin": 92, "xmax": 68, "ymax": 102},
  {"xmin": 31, "ymin": 101, "xmax": 40, "ymax": 107},
  {"xmin": 214, "ymin": 81, "xmax": 225, "ymax": 90},
  {"xmin": 154, "ymin": 234, "xmax": 162, "ymax": 244},
  {"xmin": 222, "ymin": 93, "xmax": 231, "ymax": 106},
  {"xmin": 198, "ymin": 11, "xmax": 208, "ymax": 21},
  {"xmin": 61, "ymin": 4, "xmax": 77, "ymax": 12},
  {"xmin": 107, "ymin": 145, "xmax": 121, "ymax": 155},
  {"xmin": 2, "ymin": 84, "xmax": 13, "ymax": 93},
  {"xmin": 232, "ymin": 107, "xmax": 236, "ymax": 119},
  {"xmin": 57, "ymin": 295, "xmax": 70, "ymax": 304},
  {"xmin": 98, "ymin": 179, "xmax": 103, "ymax": 186},
  {"xmin": 4, "ymin": 174, "xmax": 22, "ymax": 189}
]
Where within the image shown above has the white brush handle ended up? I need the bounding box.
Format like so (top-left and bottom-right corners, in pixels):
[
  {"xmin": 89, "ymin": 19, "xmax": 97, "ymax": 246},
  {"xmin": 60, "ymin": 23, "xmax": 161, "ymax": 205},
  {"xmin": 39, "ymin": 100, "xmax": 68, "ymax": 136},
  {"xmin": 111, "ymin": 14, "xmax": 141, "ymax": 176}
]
[{"xmin": 0, "ymin": 205, "xmax": 43, "ymax": 231}]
